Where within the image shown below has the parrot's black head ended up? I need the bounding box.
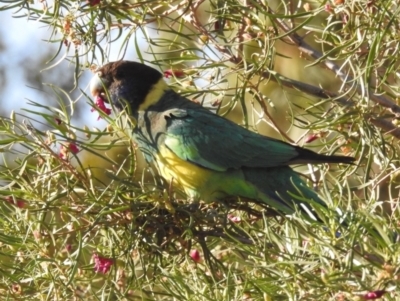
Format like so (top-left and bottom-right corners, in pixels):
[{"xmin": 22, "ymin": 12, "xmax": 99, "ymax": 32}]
[{"xmin": 90, "ymin": 61, "xmax": 169, "ymax": 113}]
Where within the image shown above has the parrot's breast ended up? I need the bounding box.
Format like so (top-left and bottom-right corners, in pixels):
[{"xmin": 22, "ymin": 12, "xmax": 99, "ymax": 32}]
[{"xmin": 155, "ymin": 145, "xmax": 215, "ymax": 199}]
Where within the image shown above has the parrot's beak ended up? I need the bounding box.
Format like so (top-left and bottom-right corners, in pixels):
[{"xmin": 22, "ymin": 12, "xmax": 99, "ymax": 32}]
[{"xmin": 90, "ymin": 72, "xmax": 107, "ymax": 100}]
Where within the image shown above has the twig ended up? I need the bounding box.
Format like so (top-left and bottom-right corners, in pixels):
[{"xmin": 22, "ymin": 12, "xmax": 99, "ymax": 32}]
[
  {"xmin": 180, "ymin": 2, "xmax": 400, "ymax": 142},
  {"xmin": 196, "ymin": 229, "xmax": 255, "ymax": 245},
  {"xmin": 259, "ymin": 69, "xmax": 352, "ymax": 107},
  {"xmin": 268, "ymin": 7, "xmax": 400, "ymax": 117},
  {"xmin": 368, "ymin": 117, "xmax": 400, "ymax": 139}
]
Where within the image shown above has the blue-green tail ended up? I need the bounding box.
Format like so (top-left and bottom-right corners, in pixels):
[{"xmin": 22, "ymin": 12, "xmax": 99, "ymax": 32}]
[{"xmin": 242, "ymin": 166, "xmax": 328, "ymax": 221}]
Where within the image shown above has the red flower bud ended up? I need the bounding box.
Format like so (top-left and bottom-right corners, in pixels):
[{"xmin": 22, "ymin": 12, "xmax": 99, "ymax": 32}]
[
  {"xmin": 164, "ymin": 69, "xmax": 185, "ymax": 78},
  {"xmin": 68, "ymin": 143, "xmax": 79, "ymax": 154},
  {"xmin": 363, "ymin": 290, "xmax": 386, "ymax": 300},
  {"xmin": 214, "ymin": 20, "xmax": 222, "ymax": 31},
  {"xmin": 59, "ymin": 142, "xmax": 79, "ymax": 160},
  {"xmin": 15, "ymin": 200, "xmax": 26, "ymax": 208},
  {"xmin": 4, "ymin": 196, "xmax": 26, "ymax": 208},
  {"xmin": 304, "ymin": 134, "xmax": 319, "ymax": 144},
  {"xmin": 189, "ymin": 249, "xmax": 201, "ymax": 263},
  {"xmin": 65, "ymin": 244, "xmax": 72, "ymax": 253},
  {"xmin": 87, "ymin": 0, "xmax": 100, "ymax": 6}
]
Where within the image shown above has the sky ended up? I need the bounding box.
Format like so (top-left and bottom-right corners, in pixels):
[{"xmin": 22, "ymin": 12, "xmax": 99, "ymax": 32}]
[
  {"xmin": 0, "ymin": 15, "xmax": 54, "ymax": 112},
  {"xmin": 0, "ymin": 7, "xmax": 222, "ymax": 127},
  {"xmin": 0, "ymin": 11, "xmax": 110, "ymax": 127}
]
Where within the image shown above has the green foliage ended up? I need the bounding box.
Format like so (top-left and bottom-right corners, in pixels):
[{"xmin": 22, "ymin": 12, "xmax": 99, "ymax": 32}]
[{"xmin": 1, "ymin": 0, "xmax": 400, "ymax": 300}]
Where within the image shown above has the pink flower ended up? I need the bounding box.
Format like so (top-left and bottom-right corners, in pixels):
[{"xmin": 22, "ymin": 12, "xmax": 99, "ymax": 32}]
[
  {"xmin": 15, "ymin": 200, "xmax": 26, "ymax": 208},
  {"xmin": 92, "ymin": 95, "xmax": 112, "ymax": 120},
  {"xmin": 325, "ymin": 4, "xmax": 333, "ymax": 13},
  {"xmin": 363, "ymin": 290, "xmax": 386, "ymax": 300},
  {"xmin": 93, "ymin": 253, "xmax": 113, "ymax": 274},
  {"xmin": 4, "ymin": 196, "xmax": 26, "ymax": 208},
  {"xmin": 59, "ymin": 143, "xmax": 79, "ymax": 160},
  {"xmin": 163, "ymin": 69, "xmax": 185, "ymax": 78},
  {"xmin": 59, "ymin": 152, "xmax": 66, "ymax": 160},
  {"xmin": 342, "ymin": 13, "xmax": 349, "ymax": 24},
  {"xmin": 11, "ymin": 284, "xmax": 22, "ymax": 295},
  {"xmin": 228, "ymin": 214, "xmax": 242, "ymax": 223},
  {"xmin": 189, "ymin": 249, "xmax": 201, "ymax": 263},
  {"xmin": 33, "ymin": 230, "xmax": 42, "ymax": 241}
]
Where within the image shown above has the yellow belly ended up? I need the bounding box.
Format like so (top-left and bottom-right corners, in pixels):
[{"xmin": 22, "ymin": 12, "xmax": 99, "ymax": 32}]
[
  {"xmin": 155, "ymin": 146, "xmax": 259, "ymax": 201},
  {"xmin": 155, "ymin": 146, "xmax": 213, "ymax": 198}
]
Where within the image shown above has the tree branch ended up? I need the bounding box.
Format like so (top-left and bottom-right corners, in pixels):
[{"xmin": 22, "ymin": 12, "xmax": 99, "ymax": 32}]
[
  {"xmin": 268, "ymin": 7, "xmax": 400, "ymax": 117},
  {"xmin": 368, "ymin": 117, "xmax": 400, "ymax": 140},
  {"xmin": 259, "ymin": 69, "xmax": 352, "ymax": 107}
]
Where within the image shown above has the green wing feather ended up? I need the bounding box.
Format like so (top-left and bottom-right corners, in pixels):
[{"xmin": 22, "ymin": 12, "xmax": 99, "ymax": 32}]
[{"xmin": 163, "ymin": 108, "xmax": 304, "ymax": 172}]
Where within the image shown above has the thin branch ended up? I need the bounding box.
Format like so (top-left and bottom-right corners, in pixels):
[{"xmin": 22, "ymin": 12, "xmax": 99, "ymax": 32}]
[
  {"xmin": 268, "ymin": 7, "xmax": 400, "ymax": 117},
  {"xmin": 259, "ymin": 69, "xmax": 352, "ymax": 107},
  {"xmin": 163, "ymin": 2, "xmax": 400, "ymax": 142},
  {"xmin": 196, "ymin": 229, "xmax": 255, "ymax": 245},
  {"xmin": 368, "ymin": 117, "xmax": 400, "ymax": 140}
]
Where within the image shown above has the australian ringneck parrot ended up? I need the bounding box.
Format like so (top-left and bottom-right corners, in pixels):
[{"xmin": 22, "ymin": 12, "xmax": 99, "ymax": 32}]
[{"xmin": 90, "ymin": 60, "xmax": 355, "ymax": 218}]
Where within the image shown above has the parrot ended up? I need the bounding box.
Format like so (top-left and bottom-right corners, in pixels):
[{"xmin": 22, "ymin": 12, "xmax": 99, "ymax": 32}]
[{"xmin": 90, "ymin": 60, "xmax": 355, "ymax": 218}]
